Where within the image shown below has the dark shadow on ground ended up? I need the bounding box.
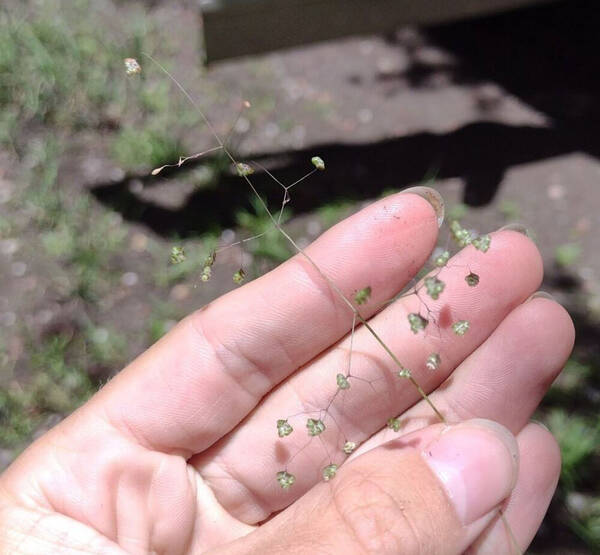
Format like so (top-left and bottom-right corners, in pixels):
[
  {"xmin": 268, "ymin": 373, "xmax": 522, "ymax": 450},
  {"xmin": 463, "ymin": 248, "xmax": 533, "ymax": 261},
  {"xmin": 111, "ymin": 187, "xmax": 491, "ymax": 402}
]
[
  {"xmin": 91, "ymin": 119, "xmax": 588, "ymax": 237},
  {"xmin": 91, "ymin": 0, "xmax": 600, "ymax": 237}
]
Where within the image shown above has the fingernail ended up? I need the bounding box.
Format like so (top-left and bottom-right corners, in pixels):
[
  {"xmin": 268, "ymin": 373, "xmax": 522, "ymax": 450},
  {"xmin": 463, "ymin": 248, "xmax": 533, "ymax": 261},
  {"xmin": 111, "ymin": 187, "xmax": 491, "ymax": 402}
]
[
  {"xmin": 499, "ymin": 223, "xmax": 532, "ymax": 238},
  {"xmin": 526, "ymin": 290, "xmax": 556, "ymax": 302},
  {"xmin": 530, "ymin": 418, "xmax": 551, "ymax": 433},
  {"xmin": 422, "ymin": 419, "xmax": 519, "ymax": 526},
  {"xmin": 402, "ymin": 186, "xmax": 445, "ymax": 228}
]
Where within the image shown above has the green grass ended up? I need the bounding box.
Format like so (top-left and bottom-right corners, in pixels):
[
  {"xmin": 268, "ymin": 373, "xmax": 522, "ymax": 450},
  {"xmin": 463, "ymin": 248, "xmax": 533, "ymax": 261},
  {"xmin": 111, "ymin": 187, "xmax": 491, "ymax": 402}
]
[
  {"xmin": 555, "ymin": 243, "xmax": 582, "ymax": 268},
  {"xmin": 0, "ymin": 325, "xmax": 131, "ymax": 450},
  {"xmin": 540, "ymin": 355, "xmax": 600, "ymax": 550},
  {"xmin": 40, "ymin": 194, "xmax": 127, "ymax": 301},
  {"xmin": 547, "ymin": 409, "xmax": 598, "ymax": 492},
  {"xmin": 236, "ymin": 196, "xmax": 293, "ymax": 263},
  {"xmin": 112, "ymin": 125, "xmax": 183, "ymax": 172}
]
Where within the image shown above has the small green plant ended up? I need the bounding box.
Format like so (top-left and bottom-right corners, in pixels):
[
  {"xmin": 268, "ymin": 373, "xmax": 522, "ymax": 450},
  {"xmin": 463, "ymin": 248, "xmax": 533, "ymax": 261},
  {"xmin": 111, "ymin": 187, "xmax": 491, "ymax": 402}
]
[
  {"xmin": 547, "ymin": 409, "xmax": 598, "ymax": 492},
  {"xmin": 235, "ymin": 196, "xmax": 293, "ymax": 263},
  {"xmin": 112, "ymin": 126, "xmax": 183, "ymax": 171},
  {"xmin": 499, "ymin": 199, "xmax": 521, "ymax": 221},
  {"xmin": 555, "ymin": 242, "xmax": 582, "ymax": 268}
]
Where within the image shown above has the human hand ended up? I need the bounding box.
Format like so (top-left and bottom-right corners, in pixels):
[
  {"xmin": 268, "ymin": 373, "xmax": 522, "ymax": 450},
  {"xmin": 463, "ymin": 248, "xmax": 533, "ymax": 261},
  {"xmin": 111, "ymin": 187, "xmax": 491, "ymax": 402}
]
[{"xmin": 0, "ymin": 190, "xmax": 573, "ymax": 554}]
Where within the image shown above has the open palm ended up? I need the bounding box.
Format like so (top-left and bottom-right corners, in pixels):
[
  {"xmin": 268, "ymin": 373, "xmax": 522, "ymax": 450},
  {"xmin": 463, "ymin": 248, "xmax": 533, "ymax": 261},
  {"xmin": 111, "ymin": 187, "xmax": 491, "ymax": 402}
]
[{"xmin": 0, "ymin": 190, "xmax": 573, "ymax": 554}]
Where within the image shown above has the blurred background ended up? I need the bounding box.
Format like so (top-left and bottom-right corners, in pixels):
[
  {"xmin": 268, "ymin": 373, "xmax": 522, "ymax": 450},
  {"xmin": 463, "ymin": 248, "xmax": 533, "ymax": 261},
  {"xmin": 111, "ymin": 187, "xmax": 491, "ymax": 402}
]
[{"xmin": 0, "ymin": 0, "xmax": 598, "ymax": 551}]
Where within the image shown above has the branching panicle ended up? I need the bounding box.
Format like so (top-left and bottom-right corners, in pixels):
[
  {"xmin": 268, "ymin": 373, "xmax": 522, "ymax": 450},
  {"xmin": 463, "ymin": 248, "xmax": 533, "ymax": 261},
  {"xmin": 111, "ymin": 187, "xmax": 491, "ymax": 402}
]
[{"xmin": 140, "ymin": 56, "xmax": 521, "ymax": 552}]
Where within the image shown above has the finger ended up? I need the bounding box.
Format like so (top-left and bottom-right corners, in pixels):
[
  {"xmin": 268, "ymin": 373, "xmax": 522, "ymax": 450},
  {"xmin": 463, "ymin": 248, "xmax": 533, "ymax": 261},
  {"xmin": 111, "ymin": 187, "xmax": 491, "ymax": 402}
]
[
  {"xmin": 211, "ymin": 419, "xmax": 520, "ymax": 555},
  {"xmin": 194, "ymin": 229, "xmax": 543, "ymax": 522},
  {"xmin": 467, "ymin": 422, "xmax": 561, "ymax": 554},
  {"xmin": 90, "ymin": 190, "xmax": 441, "ymax": 455},
  {"xmin": 356, "ymin": 295, "xmax": 574, "ymax": 453}
]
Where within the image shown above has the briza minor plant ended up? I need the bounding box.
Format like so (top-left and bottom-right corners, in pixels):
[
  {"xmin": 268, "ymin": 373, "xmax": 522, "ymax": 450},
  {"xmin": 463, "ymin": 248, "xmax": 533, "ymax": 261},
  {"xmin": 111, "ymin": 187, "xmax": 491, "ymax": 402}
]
[{"xmin": 126, "ymin": 55, "xmax": 522, "ymax": 554}]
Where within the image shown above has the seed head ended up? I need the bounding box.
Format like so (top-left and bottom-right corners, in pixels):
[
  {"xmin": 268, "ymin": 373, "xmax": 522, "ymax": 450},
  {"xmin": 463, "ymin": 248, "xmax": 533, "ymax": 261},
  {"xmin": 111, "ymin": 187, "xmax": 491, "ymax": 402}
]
[
  {"xmin": 397, "ymin": 367, "xmax": 412, "ymax": 379},
  {"xmin": 452, "ymin": 320, "xmax": 470, "ymax": 336},
  {"xmin": 322, "ymin": 464, "xmax": 338, "ymax": 481},
  {"xmin": 170, "ymin": 245, "xmax": 186, "ymax": 265},
  {"xmin": 434, "ymin": 250, "xmax": 450, "ymax": 267},
  {"xmin": 450, "ymin": 220, "xmax": 473, "ymax": 247},
  {"xmin": 306, "ymin": 418, "xmax": 326, "ymax": 436},
  {"xmin": 201, "ymin": 266, "xmax": 212, "ymax": 282},
  {"xmin": 233, "ymin": 268, "xmax": 246, "ymax": 285},
  {"xmin": 408, "ymin": 313, "xmax": 428, "ymax": 334},
  {"xmin": 311, "ymin": 156, "xmax": 325, "ymax": 171},
  {"xmin": 343, "ymin": 441, "xmax": 357, "ymax": 455},
  {"xmin": 277, "ymin": 419, "xmax": 293, "ymax": 438},
  {"xmin": 465, "ymin": 272, "xmax": 480, "ymax": 287},
  {"xmin": 424, "ymin": 276, "xmax": 445, "ymax": 300},
  {"xmin": 387, "ymin": 417, "xmax": 401, "ymax": 432},
  {"xmin": 204, "ymin": 250, "xmax": 216, "ymax": 268},
  {"xmin": 276, "ymin": 470, "xmax": 296, "ymax": 489},
  {"xmin": 336, "ymin": 373, "xmax": 350, "ymax": 390},
  {"xmin": 426, "ymin": 353, "xmax": 441, "ymax": 370},
  {"xmin": 354, "ymin": 286, "xmax": 372, "ymax": 305},
  {"xmin": 124, "ymin": 58, "xmax": 141, "ymax": 75},
  {"xmin": 236, "ymin": 163, "xmax": 254, "ymax": 177},
  {"xmin": 472, "ymin": 234, "xmax": 491, "ymax": 253}
]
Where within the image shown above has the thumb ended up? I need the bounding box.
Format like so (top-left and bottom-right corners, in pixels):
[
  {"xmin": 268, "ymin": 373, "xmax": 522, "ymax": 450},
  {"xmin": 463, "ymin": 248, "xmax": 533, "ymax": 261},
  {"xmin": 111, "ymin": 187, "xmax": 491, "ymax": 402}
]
[{"xmin": 219, "ymin": 419, "xmax": 519, "ymax": 555}]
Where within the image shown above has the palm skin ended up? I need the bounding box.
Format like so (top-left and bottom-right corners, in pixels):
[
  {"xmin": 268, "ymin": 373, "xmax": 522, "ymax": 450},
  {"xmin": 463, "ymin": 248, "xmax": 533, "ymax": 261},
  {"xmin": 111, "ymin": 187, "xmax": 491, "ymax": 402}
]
[{"xmin": 0, "ymin": 190, "xmax": 573, "ymax": 554}]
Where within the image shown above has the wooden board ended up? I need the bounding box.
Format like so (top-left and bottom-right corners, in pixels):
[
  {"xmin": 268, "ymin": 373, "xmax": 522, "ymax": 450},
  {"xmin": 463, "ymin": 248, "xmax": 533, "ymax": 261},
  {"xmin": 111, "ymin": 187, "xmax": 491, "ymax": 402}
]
[{"xmin": 201, "ymin": 0, "xmax": 555, "ymax": 63}]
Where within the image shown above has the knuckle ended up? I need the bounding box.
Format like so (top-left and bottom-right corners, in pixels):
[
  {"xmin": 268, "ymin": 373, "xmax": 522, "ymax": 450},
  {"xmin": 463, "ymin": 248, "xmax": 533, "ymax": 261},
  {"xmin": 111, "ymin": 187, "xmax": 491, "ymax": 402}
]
[{"xmin": 331, "ymin": 470, "xmax": 424, "ymax": 555}]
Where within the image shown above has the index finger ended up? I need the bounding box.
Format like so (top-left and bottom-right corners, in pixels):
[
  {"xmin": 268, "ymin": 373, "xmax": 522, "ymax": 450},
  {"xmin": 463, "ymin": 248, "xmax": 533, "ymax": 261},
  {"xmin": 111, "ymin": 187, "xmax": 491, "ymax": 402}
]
[{"xmin": 89, "ymin": 190, "xmax": 441, "ymax": 455}]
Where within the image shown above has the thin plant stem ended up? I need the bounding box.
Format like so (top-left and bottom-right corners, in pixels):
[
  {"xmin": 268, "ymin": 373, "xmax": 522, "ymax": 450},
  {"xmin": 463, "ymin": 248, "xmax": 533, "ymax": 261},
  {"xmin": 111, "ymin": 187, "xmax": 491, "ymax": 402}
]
[
  {"xmin": 142, "ymin": 55, "xmax": 528, "ymax": 551},
  {"xmin": 144, "ymin": 51, "xmax": 444, "ymax": 424}
]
